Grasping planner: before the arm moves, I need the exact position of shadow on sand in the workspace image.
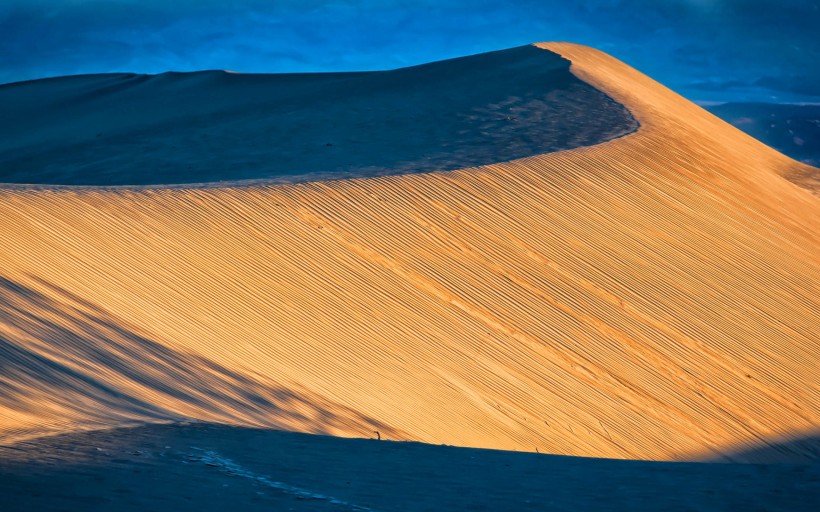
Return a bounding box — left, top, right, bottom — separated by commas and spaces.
0, 46, 638, 187
707, 433, 820, 464
0, 275, 402, 442
0, 423, 817, 512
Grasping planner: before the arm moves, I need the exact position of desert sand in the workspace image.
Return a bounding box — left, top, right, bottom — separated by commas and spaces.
0, 40, 818, 485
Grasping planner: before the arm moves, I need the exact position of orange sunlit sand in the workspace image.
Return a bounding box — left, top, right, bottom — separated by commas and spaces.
0, 43, 817, 465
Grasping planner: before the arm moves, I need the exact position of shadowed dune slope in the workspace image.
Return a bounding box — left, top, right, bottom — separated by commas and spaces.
0, 46, 635, 186
0, 43, 818, 462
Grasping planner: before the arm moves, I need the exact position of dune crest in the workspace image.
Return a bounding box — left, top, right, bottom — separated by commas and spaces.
0, 43, 817, 461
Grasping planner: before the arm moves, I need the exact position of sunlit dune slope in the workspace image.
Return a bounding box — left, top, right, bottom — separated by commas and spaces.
0, 43, 818, 462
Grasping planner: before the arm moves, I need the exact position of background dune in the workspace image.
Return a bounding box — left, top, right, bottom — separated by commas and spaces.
0, 43, 818, 462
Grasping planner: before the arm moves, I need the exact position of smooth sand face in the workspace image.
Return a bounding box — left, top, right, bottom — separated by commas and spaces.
0, 46, 636, 186
0, 44, 818, 463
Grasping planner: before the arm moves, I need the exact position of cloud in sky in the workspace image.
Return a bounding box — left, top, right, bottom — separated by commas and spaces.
1, 0, 818, 102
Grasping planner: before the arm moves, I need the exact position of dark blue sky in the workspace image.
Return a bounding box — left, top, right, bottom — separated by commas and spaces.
2, 1, 818, 103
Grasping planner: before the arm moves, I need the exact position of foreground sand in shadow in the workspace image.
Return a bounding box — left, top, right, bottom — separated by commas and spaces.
0, 43, 818, 463
1, 423, 817, 512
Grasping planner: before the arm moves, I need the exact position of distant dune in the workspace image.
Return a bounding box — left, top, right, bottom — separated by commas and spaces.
0, 43, 818, 465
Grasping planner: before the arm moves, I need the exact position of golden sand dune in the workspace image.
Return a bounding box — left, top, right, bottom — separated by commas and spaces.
0, 43, 818, 462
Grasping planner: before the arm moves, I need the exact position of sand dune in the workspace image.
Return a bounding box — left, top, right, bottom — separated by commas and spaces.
2, 424, 817, 512
0, 46, 635, 186
0, 43, 818, 462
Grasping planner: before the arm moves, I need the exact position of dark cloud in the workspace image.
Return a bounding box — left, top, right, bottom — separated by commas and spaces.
755, 75, 820, 99
0, 1, 818, 102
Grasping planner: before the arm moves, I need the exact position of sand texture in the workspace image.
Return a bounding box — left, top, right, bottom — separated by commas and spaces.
0, 43, 818, 462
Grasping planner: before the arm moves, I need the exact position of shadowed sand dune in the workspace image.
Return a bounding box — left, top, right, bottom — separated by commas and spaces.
0, 43, 818, 463
0, 46, 636, 186
1, 423, 817, 512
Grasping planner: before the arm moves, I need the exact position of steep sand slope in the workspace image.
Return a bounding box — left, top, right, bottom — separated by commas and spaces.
0, 43, 818, 461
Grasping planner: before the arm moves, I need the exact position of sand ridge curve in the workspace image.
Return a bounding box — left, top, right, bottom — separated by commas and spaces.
0, 43, 818, 462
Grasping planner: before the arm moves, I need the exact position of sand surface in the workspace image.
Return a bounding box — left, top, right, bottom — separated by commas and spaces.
0, 43, 818, 467
1, 423, 817, 511
0, 46, 635, 186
